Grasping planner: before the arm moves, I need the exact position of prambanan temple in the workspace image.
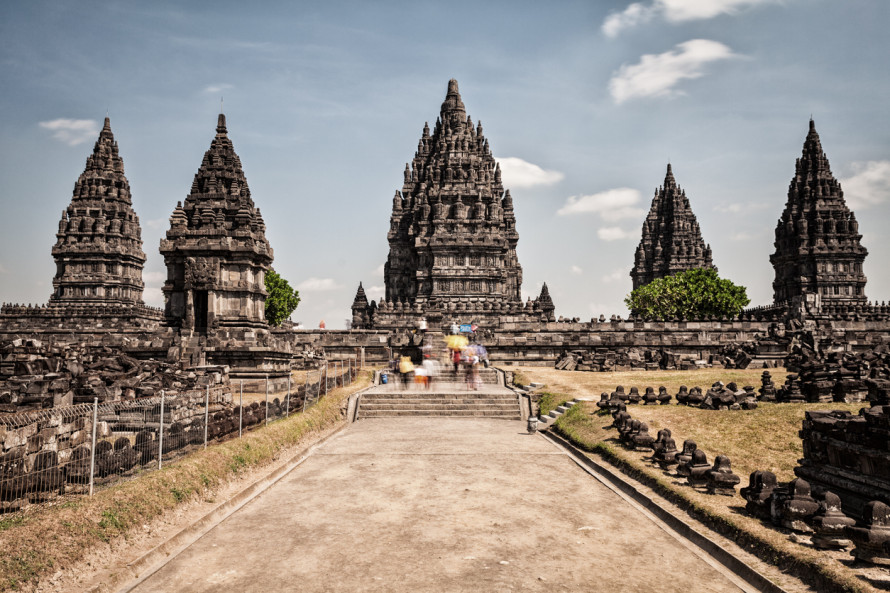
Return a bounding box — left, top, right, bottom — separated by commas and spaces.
631, 163, 714, 291
1, 79, 887, 372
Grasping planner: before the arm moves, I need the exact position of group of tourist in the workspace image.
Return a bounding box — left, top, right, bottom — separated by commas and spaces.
384, 320, 490, 390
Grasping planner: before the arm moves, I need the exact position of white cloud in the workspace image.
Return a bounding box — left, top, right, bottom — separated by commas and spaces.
840, 160, 890, 210
143, 286, 164, 308
374, 263, 385, 276
609, 39, 737, 104
602, 268, 625, 283
366, 285, 385, 300
38, 118, 100, 146
497, 157, 564, 188
713, 202, 769, 214
557, 188, 643, 218
597, 227, 634, 241
603, 0, 780, 37
570, 265, 583, 275
660, 0, 779, 22
603, 3, 658, 38
203, 83, 233, 94
297, 277, 341, 291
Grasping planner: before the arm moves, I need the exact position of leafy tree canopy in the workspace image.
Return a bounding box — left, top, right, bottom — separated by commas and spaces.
264, 268, 300, 326
625, 268, 750, 319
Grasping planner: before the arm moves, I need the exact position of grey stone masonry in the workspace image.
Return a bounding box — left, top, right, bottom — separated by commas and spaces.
631, 164, 714, 291
770, 119, 868, 306
384, 79, 524, 311
160, 114, 273, 335
50, 118, 147, 306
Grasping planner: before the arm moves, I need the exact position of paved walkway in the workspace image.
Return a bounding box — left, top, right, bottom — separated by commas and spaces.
126, 418, 749, 593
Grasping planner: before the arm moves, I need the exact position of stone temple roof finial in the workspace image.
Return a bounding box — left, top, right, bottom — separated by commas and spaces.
216, 113, 227, 135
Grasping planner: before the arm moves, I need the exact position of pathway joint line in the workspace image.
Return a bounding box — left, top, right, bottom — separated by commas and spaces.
110, 423, 351, 593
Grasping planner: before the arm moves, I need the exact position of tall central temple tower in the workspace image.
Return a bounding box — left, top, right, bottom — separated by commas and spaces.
384, 79, 524, 310
770, 120, 868, 307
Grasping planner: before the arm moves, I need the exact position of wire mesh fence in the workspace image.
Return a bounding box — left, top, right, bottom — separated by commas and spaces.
0, 360, 359, 512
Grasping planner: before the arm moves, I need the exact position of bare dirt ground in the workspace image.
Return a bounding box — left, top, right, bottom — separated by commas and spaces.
117, 418, 762, 593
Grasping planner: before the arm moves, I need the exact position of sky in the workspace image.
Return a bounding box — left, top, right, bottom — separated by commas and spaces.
1, 0, 889, 328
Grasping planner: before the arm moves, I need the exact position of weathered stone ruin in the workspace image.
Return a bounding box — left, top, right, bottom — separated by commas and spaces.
705, 454, 740, 496
631, 164, 714, 291
0, 338, 229, 412
158, 113, 292, 387
795, 379, 890, 518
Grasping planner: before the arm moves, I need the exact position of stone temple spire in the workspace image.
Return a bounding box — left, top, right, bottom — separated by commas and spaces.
351, 282, 375, 329
160, 113, 273, 334
631, 164, 714, 290
50, 117, 147, 305
770, 119, 867, 306
383, 79, 526, 314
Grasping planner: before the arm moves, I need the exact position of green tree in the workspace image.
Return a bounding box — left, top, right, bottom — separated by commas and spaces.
625, 268, 750, 319
264, 268, 301, 326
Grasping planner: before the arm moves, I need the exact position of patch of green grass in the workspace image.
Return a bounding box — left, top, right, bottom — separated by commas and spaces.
511, 370, 530, 388
537, 391, 568, 417
0, 515, 26, 532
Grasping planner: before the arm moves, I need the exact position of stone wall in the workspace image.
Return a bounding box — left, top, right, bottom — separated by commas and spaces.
795, 379, 890, 519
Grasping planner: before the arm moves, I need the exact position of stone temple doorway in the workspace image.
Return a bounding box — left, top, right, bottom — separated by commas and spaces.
194, 290, 208, 332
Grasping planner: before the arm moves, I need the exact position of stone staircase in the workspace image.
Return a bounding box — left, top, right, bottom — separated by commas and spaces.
358, 368, 520, 419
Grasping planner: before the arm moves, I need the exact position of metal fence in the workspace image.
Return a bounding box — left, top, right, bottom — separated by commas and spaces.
0, 359, 359, 512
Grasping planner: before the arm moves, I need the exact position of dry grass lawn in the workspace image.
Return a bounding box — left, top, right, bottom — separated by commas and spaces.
514, 366, 887, 593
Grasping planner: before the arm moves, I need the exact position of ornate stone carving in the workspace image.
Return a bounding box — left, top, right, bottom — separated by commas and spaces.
50, 118, 146, 306
631, 164, 714, 291
770, 119, 868, 306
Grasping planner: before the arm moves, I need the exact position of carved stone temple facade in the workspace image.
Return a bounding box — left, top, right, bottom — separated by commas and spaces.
0, 118, 162, 331
51, 118, 148, 307
631, 164, 715, 291
770, 119, 868, 309
351, 79, 555, 331
160, 114, 273, 337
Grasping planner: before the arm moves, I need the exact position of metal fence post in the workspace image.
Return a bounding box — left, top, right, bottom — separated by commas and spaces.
323, 363, 327, 396
89, 397, 98, 497
265, 374, 269, 425
239, 380, 243, 439
158, 390, 165, 470
303, 372, 309, 413
203, 385, 210, 449
285, 374, 291, 417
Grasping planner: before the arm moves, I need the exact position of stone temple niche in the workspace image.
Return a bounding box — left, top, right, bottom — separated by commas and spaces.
770, 119, 868, 307
160, 114, 273, 337
50, 118, 147, 306
384, 79, 524, 312
631, 164, 714, 291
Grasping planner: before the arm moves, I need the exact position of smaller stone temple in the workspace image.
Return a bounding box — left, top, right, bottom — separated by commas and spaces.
770, 119, 868, 308
631, 164, 715, 290
158, 113, 290, 386
160, 113, 272, 336
50, 117, 148, 307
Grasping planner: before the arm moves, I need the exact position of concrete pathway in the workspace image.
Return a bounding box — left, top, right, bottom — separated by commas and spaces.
124, 418, 750, 593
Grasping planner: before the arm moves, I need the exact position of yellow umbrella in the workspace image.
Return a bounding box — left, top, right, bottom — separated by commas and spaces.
446, 334, 468, 350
